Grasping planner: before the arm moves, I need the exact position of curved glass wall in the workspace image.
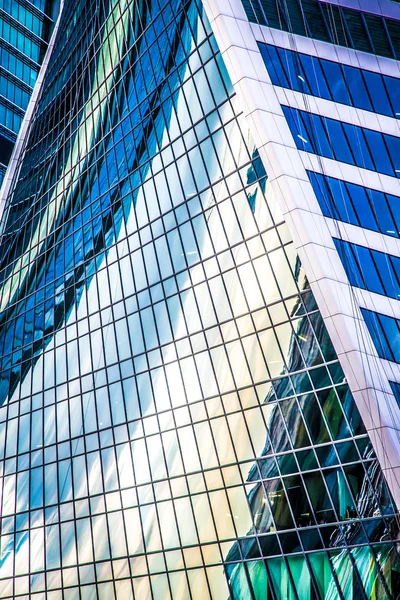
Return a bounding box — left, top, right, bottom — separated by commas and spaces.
0, 0, 399, 598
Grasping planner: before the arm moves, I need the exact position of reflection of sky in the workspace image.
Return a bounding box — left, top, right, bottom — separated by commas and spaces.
0, 0, 199, 405
0, 2, 275, 585
0, 0, 198, 577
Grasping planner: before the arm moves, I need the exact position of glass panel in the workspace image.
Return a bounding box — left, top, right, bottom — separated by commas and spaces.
363, 70, 392, 116
268, 557, 297, 600
342, 65, 372, 112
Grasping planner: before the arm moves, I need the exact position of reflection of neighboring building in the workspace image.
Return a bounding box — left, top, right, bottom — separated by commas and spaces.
226, 288, 399, 597
0, 0, 399, 598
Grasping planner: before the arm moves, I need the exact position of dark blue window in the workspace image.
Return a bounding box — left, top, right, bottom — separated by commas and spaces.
284, 108, 312, 151
334, 239, 364, 289
259, 44, 288, 87
328, 179, 358, 224
341, 124, 374, 172
362, 71, 392, 117
361, 308, 400, 363
307, 112, 333, 158
334, 239, 400, 299
390, 381, 400, 406
328, 120, 354, 165
284, 106, 400, 179
300, 53, 331, 100
349, 183, 378, 231
373, 251, 400, 299
320, 60, 350, 105
384, 136, 400, 174
362, 129, 392, 176
259, 42, 400, 120
309, 172, 400, 239
384, 76, 400, 116
342, 65, 372, 112
388, 195, 400, 231
278, 47, 303, 90
368, 189, 397, 236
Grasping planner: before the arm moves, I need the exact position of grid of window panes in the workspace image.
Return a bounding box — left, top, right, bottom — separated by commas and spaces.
242, 0, 400, 61
259, 43, 400, 119
0, 0, 399, 599
0, 0, 56, 186
331, 237, 400, 363
265, 34, 400, 448
334, 238, 400, 300
258, 31, 400, 383
362, 309, 400, 363
283, 106, 400, 178
309, 171, 400, 240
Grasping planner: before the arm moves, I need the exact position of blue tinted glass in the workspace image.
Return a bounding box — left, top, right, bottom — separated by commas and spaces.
390, 381, 400, 406
309, 114, 333, 157
283, 106, 314, 150
362, 70, 392, 117
363, 129, 393, 176
259, 43, 400, 121
286, 107, 400, 179
277, 47, 305, 91
361, 309, 395, 361
328, 177, 358, 223
387, 195, 400, 235
384, 76, 400, 117
307, 170, 326, 200
379, 313, 400, 362
346, 183, 378, 231
259, 43, 286, 86
333, 239, 365, 288
308, 171, 400, 239
367, 189, 397, 236
334, 232, 400, 299
373, 251, 399, 298
320, 60, 350, 104
342, 124, 375, 171
337, 240, 391, 296
342, 65, 372, 112
355, 245, 385, 294
308, 171, 336, 218
300, 53, 330, 99
325, 119, 353, 164
391, 255, 400, 286
384, 135, 400, 177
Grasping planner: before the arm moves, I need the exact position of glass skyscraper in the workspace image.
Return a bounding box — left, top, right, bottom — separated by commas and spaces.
0, 0, 399, 598
0, 0, 59, 187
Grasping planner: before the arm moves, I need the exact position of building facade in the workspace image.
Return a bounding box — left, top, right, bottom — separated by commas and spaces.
0, 0, 59, 188
0, 0, 399, 598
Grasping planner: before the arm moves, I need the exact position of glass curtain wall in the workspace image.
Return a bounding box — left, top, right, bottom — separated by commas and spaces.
0, 0, 58, 186
0, 0, 399, 598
